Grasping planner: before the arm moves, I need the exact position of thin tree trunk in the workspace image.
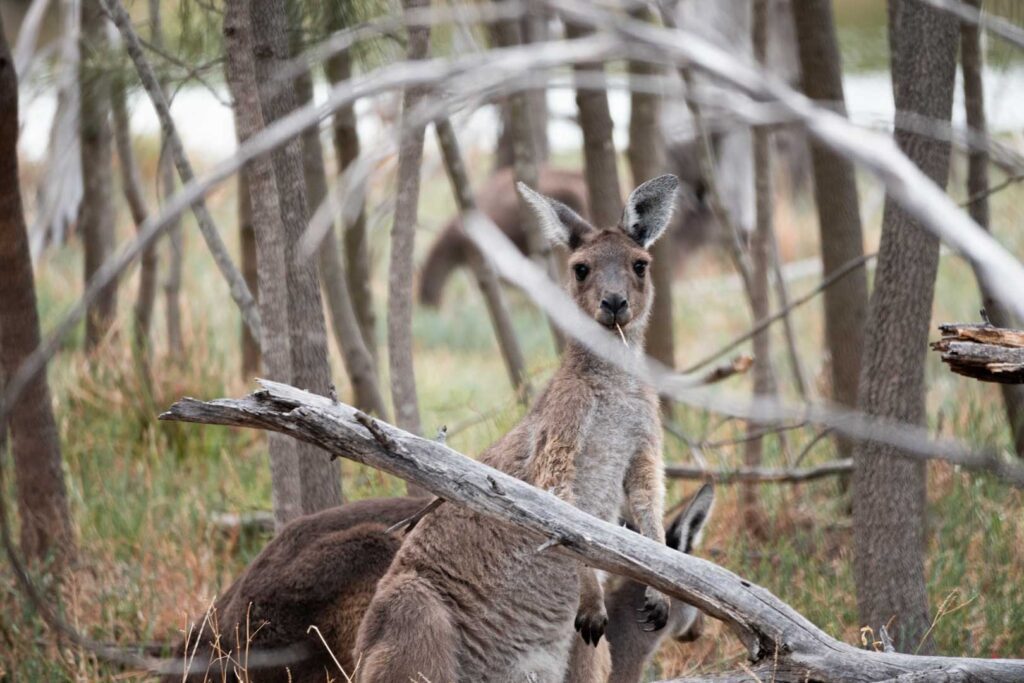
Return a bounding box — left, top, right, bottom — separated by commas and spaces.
0, 16, 74, 566
250, 0, 341, 513
388, 0, 430, 498
325, 3, 377, 365
238, 173, 260, 379
792, 0, 869, 462
627, 7, 673, 392
292, 30, 388, 419
495, 15, 549, 170
960, 0, 1024, 457
563, 21, 622, 228
435, 118, 530, 400
223, 0, 302, 528
110, 71, 157, 366
149, 0, 182, 354
743, 0, 777, 520
489, 8, 563, 350
852, 0, 959, 653
79, 0, 116, 350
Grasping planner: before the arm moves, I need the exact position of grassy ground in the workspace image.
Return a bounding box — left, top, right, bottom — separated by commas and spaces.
3, 139, 1024, 680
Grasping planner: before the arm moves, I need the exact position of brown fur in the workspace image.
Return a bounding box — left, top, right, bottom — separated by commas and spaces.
164, 497, 426, 683
355, 176, 680, 682
165, 483, 712, 683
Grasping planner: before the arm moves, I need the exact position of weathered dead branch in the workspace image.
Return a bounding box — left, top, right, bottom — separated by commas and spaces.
160, 379, 1024, 682
932, 323, 1024, 384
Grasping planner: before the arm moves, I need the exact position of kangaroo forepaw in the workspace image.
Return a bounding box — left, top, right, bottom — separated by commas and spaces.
574, 606, 608, 647
637, 586, 669, 632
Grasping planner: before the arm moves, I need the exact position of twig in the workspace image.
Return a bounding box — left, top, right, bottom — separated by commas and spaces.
682, 253, 876, 374
664, 459, 851, 484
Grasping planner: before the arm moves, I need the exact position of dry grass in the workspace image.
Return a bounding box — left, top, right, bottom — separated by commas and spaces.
3, 145, 1024, 680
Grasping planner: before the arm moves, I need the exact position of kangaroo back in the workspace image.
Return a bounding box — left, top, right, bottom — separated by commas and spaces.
418, 165, 589, 307
164, 497, 426, 683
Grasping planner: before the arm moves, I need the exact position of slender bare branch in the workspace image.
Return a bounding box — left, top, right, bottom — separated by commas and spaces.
665, 459, 851, 484
103, 0, 261, 343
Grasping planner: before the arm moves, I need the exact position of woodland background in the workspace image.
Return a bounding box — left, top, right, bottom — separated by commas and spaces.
2, 0, 1024, 680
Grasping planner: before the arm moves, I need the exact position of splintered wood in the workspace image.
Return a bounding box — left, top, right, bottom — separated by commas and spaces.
931, 323, 1024, 384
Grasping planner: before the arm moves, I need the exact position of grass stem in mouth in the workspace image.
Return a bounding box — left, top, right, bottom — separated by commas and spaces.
616, 324, 628, 347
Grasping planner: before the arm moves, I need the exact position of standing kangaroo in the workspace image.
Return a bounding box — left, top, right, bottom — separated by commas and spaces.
355, 174, 680, 682
163, 485, 713, 683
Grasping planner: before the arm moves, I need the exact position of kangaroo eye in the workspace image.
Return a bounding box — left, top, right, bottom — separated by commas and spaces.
633, 260, 648, 278
573, 263, 590, 282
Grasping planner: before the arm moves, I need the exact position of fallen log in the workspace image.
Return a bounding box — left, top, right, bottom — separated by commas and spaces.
161, 380, 1024, 682
932, 323, 1024, 383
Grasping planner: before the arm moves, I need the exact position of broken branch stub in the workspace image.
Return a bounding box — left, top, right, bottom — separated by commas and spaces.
161, 380, 1024, 682
932, 323, 1024, 384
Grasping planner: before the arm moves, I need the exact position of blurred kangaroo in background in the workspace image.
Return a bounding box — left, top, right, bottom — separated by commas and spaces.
418, 139, 716, 308
166, 485, 713, 683
354, 175, 680, 682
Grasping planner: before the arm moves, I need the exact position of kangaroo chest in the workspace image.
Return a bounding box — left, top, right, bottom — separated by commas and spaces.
572, 384, 655, 523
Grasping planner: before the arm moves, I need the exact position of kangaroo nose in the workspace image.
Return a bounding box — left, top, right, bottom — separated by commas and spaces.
600, 295, 628, 315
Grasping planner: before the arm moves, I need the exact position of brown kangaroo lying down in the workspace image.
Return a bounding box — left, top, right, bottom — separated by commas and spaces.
166, 486, 714, 683
418, 143, 715, 308
164, 497, 425, 682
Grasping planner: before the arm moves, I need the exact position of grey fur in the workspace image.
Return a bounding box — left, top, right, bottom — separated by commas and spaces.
354, 179, 677, 682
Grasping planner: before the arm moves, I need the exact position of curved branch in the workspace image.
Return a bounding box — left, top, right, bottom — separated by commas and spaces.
161, 380, 1024, 682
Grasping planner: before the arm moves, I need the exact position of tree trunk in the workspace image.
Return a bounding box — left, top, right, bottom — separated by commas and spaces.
743, 0, 777, 521
494, 16, 549, 170
110, 71, 157, 365
292, 27, 388, 419
325, 4, 377, 365
387, 0, 430, 457
792, 0, 869, 462
564, 21, 622, 229
149, 0, 182, 354
0, 16, 75, 565
238, 173, 260, 379
960, 0, 1024, 457
489, 8, 563, 350
626, 7, 674, 393
435, 118, 530, 399
852, 0, 959, 653
224, 0, 302, 527
249, 0, 341, 514
79, 0, 116, 350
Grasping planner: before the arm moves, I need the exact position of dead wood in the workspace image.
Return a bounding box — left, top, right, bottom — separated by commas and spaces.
161, 380, 1024, 682
932, 323, 1024, 384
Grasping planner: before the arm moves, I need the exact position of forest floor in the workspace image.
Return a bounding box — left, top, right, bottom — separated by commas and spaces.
3, 146, 1024, 681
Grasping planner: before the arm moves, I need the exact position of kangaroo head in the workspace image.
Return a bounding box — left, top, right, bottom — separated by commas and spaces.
663, 483, 715, 642
518, 175, 678, 333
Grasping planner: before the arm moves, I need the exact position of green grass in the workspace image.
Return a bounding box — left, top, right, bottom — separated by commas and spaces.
3, 144, 1024, 680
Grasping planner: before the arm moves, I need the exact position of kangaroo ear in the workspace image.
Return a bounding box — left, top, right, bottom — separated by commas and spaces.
666, 483, 714, 554
517, 181, 595, 250
621, 174, 679, 249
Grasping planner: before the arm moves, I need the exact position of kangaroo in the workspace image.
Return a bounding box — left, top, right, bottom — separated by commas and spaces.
418, 140, 717, 308
354, 174, 680, 683
165, 485, 713, 683
164, 496, 428, 682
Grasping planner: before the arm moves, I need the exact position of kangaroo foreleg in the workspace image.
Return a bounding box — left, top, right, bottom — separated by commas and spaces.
624, 446, 670, 632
